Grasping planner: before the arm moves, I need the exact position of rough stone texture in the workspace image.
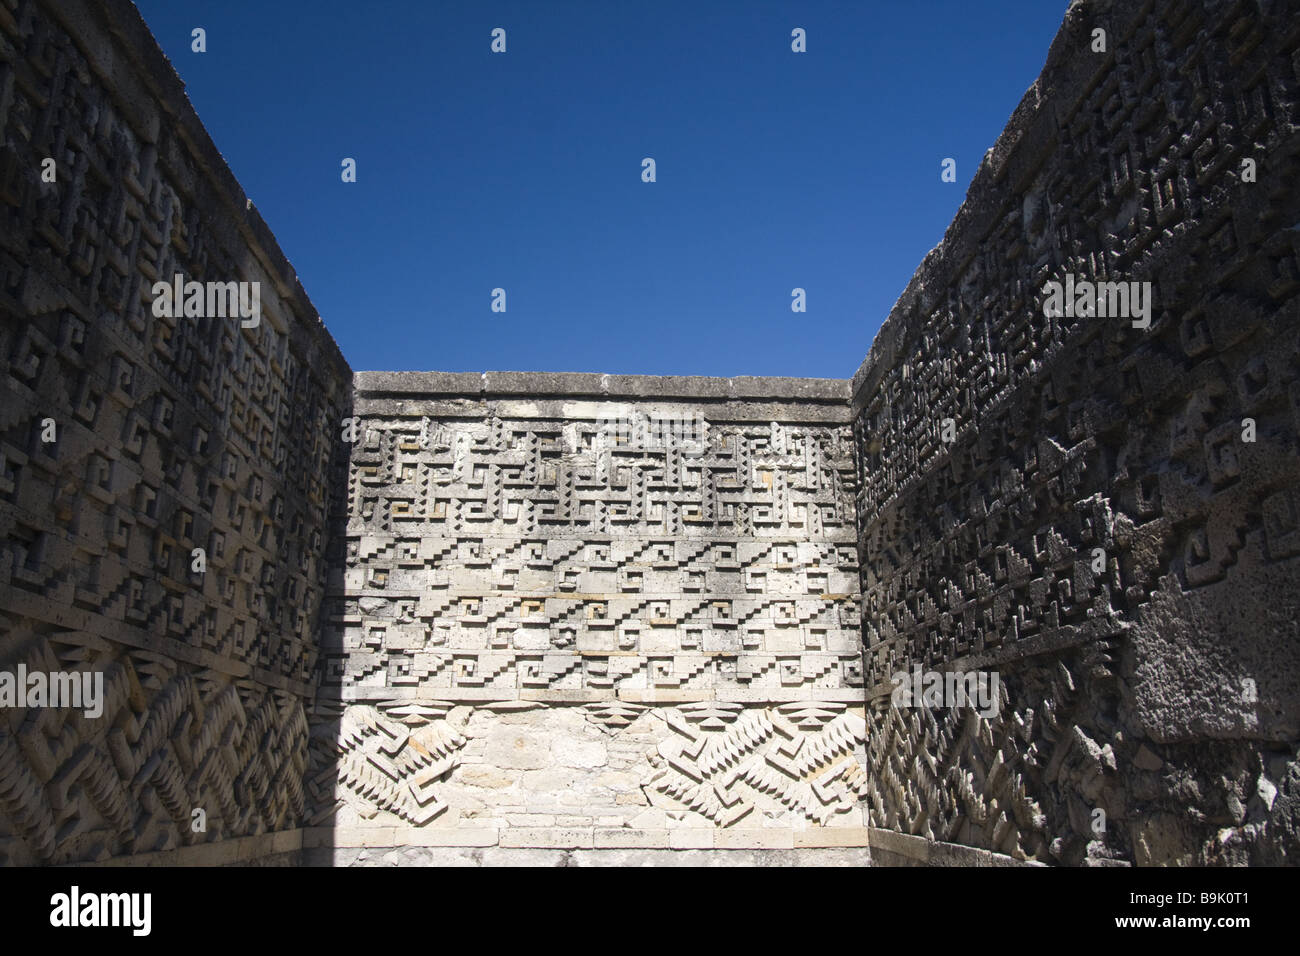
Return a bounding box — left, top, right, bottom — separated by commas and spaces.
2, 0, 1298, 868
303, 845, 870, 867
853, 0, 1300, 865
865, 828, 1042, 867
0, 0, 352, 864
308, 376, 871, 846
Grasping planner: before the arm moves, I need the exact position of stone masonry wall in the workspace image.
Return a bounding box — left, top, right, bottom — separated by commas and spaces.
305, 372, 870, 858
854, 0, 1300, 865
4, 0, 1300, 869
0, 0, 352, 864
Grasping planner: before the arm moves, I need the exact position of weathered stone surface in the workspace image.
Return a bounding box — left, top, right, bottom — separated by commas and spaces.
307, 373, 870, 851
304, 845, 872, 867
2, 0, 1297, 867
484, 727, 552, 770
0, 0, 351, 865
853, 0, 1300, 866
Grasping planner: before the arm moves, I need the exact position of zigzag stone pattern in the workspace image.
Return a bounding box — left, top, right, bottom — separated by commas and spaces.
854, 0, 1300, 865
646, 701, 869, 828
0, 0, 351, 863
0, 619, 310, 865
306, 374, 875, 845
307, 697, 872, 841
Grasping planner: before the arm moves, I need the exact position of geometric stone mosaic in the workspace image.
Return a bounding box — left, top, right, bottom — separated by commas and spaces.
1, 0, 349, 865
3, 0, 1299, 866
853, 0, 1300, 865
323, 384, 862, 706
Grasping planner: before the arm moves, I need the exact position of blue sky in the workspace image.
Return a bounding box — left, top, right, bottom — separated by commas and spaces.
133, 0, 1067, 379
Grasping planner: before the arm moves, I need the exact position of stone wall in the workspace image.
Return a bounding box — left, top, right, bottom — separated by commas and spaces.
304, 372, 870, 860
3, 0, 1299, 868
0, 0, 352, 864
854, 0, 1300, 865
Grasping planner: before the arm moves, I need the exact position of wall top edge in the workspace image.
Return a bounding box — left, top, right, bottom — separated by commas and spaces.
47, 0, 352, 378
354, 370, 854, 405
848, 0, 1103, 410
